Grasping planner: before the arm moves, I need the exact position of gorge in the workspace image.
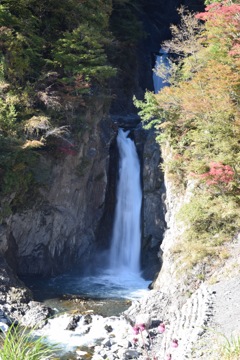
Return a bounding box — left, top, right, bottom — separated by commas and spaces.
1, 0, 240, 359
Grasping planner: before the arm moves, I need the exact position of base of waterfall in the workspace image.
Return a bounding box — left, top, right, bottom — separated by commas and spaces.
33, 284, 215, 360
24, 268, 149, 303
22, 269, 149, 358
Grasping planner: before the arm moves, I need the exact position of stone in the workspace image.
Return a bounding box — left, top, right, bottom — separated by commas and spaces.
117, 339, 131, 348
110, 343, 120, 353
102, 338, 112, 348
104, 324, 113, 333
83, 314, 92, 325
76, 350, 88, 356
66, 315, 81, 330
0, 322, 9, 332
20, 301, 54, 329
123, 349, 140, 359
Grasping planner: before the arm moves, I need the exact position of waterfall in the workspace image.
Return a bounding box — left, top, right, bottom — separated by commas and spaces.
110, 128, 142, 274
153, 48, 169, 94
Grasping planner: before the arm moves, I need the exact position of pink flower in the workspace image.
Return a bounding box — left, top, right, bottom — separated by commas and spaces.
133, 337, 138, 343
133, 325, 139, 335
166, 354, 172, 360
171, 338, 179, 348
158, 323, 166, 334
138, 323, 145, 331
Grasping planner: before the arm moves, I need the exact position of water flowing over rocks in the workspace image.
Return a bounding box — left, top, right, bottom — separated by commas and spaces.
31, 284, 214, 359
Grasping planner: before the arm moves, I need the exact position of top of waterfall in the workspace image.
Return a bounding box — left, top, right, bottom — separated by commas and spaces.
111, 114, 141, 129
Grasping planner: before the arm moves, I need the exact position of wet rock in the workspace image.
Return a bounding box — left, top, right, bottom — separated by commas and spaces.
66, 315, 81, 330
135, 127, 165, 280
20, 301, 54, 329
123, 349, 141, 359
0, 322, 9, 332
0, 255, 34, 324
76, 349, 88, 357
84, 314, 92, 325
104, 324, 113, 333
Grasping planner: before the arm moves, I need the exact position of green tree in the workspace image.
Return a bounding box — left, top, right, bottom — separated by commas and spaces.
135, 4, 240, 269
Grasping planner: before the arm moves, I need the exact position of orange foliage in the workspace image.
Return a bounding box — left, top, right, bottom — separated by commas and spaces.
196, 2, 240, 58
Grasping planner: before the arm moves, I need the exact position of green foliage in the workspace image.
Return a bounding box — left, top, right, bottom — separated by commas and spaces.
0, 324, 58, 360
178, 192, 240, 242
172, 189, 240, 268
53, 24, 116, 85
220, 334, 240, 360
0, 0, 118, 131
111, 0, 143, 43
0, 97, 17, 135
204, 0, 239, 4
204, 0, 222, 4
0, 0, 139, 222
135, 5, 240, 269
133, 93, 162, 128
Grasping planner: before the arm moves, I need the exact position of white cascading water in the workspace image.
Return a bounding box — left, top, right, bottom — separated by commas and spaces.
110, 128, 142, 273
153, 48, 169, 93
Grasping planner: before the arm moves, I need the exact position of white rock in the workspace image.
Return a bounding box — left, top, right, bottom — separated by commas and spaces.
0, 322, 9, 332
76, 350, 88, 356
102, 338, 112, 348
117, 338, 131, 348
111, 343, 121, 353
124, 349, 140, 359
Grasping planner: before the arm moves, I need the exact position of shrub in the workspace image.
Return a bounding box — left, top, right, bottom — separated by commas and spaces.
219, 334, 240, 360
0, 325, 59, 360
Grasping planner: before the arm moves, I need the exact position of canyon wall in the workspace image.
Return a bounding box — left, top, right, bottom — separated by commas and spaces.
0, 0, 204, 288
1, 102, 115, 276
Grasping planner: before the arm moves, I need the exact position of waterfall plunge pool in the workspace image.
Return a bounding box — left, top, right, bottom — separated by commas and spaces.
22, 268, 150, 317
22, 269, 150, 358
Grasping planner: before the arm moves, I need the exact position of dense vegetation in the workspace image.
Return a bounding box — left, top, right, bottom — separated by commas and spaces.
0, 324, 58, 359
0, 0, 143, 220
135, 1, 240, 270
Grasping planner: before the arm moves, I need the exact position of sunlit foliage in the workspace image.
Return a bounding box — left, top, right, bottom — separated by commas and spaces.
135, 2, 240, 267
0, 0, 144, 220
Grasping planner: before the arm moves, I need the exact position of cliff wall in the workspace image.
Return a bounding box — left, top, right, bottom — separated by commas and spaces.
1, 102, 115, 276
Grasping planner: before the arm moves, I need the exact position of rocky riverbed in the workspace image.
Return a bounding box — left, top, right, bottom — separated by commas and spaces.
22, 285, 213, 360
1, 237, 240, 360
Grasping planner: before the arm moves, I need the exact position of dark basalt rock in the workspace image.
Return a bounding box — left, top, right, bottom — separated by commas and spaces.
104, 324, 113, 333
66, 315, 81, 331
84, 314, 92, 325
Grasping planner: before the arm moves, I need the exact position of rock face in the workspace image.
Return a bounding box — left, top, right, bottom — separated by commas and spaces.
2, 104, 115, 276
0, 255, 32, 308
0, 254, 53, 328
151, 144, 205, 300
134, 127, 166, 279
